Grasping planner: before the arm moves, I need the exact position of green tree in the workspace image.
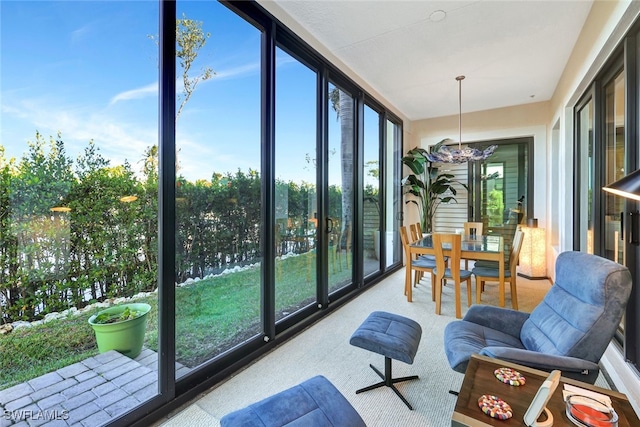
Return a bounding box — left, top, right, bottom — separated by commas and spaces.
0, 146, 17, 322
329, 88, 354, 243
149, 14, 214, 124
70, 142, 146, 303
487, 188, 504, 226
5, 132, 75, 320
175, 14, 214, 122
138, 145, 159, 286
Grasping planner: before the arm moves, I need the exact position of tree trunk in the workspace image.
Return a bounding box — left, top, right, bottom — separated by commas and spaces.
339, 91, 354, 243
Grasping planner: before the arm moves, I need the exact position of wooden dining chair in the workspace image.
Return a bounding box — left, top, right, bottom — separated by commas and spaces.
409, 223, 420, 242
400, 226, 436, 301
472, 229, 525, 310
463, 221, 484, 237
463, 221, 484, 269
432, 233, 473, 319
408, 224, 423, 284
411, 222, 444, 263
408, 223, 442, 285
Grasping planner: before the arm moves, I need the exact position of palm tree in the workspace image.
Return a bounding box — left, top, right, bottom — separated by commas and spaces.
330, 88, 354, 245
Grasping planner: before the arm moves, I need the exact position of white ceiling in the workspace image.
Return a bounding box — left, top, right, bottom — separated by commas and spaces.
268, 0, 594, 121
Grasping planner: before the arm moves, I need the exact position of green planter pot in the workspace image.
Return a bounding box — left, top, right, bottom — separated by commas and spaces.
88, 303, 151, 359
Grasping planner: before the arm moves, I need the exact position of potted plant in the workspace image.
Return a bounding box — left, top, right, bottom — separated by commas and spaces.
401, 141, 468, 233
88, 302, 151, 359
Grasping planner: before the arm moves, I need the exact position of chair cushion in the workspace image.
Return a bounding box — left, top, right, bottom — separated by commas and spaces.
521, 251, 632, 363
433, 267, 472, 280
472, 260, 499, 269
412, 257, 436, 269
418, 254, 448, 262
220, 375, 366, 427
471, 266, 512, 278
473, 252, 510, 269
444, 320, 525, 373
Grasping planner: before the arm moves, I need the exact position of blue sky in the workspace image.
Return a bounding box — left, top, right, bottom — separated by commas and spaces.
1, 0, 377, 186
2, 1, 162, 171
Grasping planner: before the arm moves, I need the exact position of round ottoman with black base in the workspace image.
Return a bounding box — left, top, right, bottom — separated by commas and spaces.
349, 311, 422, 410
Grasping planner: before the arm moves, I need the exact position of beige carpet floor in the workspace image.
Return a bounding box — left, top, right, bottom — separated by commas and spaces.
156, 269, 554, 426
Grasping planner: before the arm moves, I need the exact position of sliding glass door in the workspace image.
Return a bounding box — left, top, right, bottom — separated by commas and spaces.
576, 63, 626, 263
574, 53, 635, 362
603, 70, 626, 264
576, 95, 594, 254
468, 138, 531, 247
363, 104, 381, 278
274, 47, 319, 322
327, 82, 354, 295
174, 0, 262, 373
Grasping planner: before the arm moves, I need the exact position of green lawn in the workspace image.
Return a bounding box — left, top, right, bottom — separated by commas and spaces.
0, 251, 352, 390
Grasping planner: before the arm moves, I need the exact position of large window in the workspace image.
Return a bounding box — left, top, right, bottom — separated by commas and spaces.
0, 1, 404, 425
438, 138, 532, 250
274, 47, 318, 322
327, 83, 354, 295
174, 1, 262, 373
603, 71, 626, 264
363, 104, 381, 278
385, 119, 402, 268
576, 96, 594, 254
0, 1, 161, 424
574, 39, 640, 370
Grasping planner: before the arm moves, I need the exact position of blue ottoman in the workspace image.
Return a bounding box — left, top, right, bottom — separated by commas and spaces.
349, 311, 422, 410
219, 375, 366, 426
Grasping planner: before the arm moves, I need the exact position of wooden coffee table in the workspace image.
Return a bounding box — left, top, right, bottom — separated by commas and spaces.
451, 354, 640, 426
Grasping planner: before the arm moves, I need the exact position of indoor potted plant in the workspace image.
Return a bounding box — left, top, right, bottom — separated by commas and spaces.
401, 141, 468, 232
88, 302, 151, 359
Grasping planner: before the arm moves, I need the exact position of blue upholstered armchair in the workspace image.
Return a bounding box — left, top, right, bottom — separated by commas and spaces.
444, 251, 632, 384
220, 375, 366, 427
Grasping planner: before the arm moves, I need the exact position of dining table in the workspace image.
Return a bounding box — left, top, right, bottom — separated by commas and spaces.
408, 233, 507, 309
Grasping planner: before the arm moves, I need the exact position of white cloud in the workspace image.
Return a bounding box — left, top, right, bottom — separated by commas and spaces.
107, 60, 260, 107
212, 62, 259, 81
109, 82, 158, 106
70, 24, 92, 44
2, 95, 157, 177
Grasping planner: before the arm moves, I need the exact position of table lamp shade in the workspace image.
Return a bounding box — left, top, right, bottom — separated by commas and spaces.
603, 169, 640, 201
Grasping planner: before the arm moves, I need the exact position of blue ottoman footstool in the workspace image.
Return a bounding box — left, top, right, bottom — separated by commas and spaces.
219, 375, 366, 426
349, 311, 422, 410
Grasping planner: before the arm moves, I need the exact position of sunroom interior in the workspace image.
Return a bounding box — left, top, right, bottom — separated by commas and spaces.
179, 1, 640, 425
3, 0, 640, 426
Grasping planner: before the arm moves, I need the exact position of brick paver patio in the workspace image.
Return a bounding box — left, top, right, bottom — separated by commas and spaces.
0, 349, 190, 427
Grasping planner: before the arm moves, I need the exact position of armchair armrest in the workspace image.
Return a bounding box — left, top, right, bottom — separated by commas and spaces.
463, 305, 529, 339
479, 347, 600, 381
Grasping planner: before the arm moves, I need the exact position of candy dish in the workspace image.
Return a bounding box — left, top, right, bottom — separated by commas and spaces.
565, 394, 618, 427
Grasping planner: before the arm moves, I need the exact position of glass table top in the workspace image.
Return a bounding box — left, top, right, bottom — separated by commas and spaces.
411, 234, 503, 253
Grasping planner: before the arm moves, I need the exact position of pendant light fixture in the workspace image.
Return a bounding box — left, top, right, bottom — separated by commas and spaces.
426, 76, 497, 163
